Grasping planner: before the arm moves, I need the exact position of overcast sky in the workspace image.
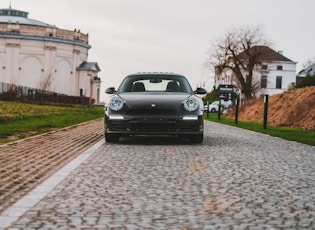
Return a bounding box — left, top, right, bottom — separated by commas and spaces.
9, 0, 315, 100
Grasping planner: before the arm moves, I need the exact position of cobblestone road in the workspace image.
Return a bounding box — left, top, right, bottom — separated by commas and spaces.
0, 119, 104, 214
2, 121, 315, 229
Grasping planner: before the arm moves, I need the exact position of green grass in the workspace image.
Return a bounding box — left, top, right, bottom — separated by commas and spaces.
2, 101, 314, 146
204, 112, 315, 146
0, 101, 104, 144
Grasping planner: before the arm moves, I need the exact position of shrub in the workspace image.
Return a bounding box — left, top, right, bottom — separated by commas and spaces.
295, 74, 315, 88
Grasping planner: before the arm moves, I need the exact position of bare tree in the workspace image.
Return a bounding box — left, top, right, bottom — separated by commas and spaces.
303, 57, 315, 68
39, 73, 54, 93
38, 63, 56, 93
38, 66, 56, 103
206, 25, 272, 99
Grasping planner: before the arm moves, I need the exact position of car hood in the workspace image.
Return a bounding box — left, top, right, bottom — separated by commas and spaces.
119, 93, 191, 110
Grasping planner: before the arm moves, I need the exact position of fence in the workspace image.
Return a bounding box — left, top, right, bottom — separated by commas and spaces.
0, 82, 90, 106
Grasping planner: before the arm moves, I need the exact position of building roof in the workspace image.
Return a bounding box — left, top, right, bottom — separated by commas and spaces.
238, 46, 295, 63
77, 61, 101, 72
0, 6, 91, 49
0, 7, 49, 26
297, 63, 315, 77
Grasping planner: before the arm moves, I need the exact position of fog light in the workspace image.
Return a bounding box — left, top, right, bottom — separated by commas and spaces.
183, 115, 198, 120
109, 115, 124, 120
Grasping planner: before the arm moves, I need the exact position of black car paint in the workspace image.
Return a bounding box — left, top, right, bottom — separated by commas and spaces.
104, 73, 206, 143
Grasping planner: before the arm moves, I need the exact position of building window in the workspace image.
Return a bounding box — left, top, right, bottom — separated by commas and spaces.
97, 88, 100, 103
276, 76, 282, 89
261, 75, 267, 88
262, 64, 268, 70
80, 88, 83, 96
277, 65, 283, 70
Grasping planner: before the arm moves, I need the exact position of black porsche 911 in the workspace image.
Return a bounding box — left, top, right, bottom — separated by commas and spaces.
104, 72, 207, 143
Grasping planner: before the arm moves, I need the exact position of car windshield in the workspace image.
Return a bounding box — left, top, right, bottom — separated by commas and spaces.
117, 74, 193, 94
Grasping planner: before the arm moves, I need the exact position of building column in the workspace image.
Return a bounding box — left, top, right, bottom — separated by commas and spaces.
5, 41, 20, 85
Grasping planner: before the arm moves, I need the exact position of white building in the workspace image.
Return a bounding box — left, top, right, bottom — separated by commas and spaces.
0, 6, 101, 103
215, 46, 297, 97
297, 63, 315, 78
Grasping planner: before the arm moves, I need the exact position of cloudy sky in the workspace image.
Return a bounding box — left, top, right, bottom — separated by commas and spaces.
9, 0, 315, 100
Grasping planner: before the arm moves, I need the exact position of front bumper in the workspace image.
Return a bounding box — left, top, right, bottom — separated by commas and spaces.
105, 115, 204, 136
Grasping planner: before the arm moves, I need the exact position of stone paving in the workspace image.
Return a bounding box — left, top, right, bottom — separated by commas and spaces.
1, 121, 315, 229
0, 119, 104, 214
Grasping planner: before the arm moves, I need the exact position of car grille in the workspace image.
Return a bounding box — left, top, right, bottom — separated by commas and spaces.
109, 120, 198, 132
124, 108, 179, 115
134, 123, 176, 132
109, 120, 127, 130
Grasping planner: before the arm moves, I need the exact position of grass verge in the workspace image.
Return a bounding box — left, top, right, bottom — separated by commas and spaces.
204, 113, 315, 146
0, 101, 104, 144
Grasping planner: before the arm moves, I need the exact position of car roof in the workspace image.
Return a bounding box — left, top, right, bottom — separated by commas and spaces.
126, 72, 186, 78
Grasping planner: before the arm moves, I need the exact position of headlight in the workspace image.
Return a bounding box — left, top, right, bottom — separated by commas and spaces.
183, 96, 199, 112
108, 96, 124, 111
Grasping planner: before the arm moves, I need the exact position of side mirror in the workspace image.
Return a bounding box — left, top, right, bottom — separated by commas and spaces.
194, 87, 207, 94
105, 87, 116, 94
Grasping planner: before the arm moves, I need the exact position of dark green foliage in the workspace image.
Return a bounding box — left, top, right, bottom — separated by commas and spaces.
203, 86, 219, 104
296, 74, 315, 88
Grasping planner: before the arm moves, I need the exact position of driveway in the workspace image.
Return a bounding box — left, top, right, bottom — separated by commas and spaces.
1, 121, 315, 229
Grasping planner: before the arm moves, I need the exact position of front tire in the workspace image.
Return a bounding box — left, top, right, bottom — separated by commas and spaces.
105, 133, 120, 143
